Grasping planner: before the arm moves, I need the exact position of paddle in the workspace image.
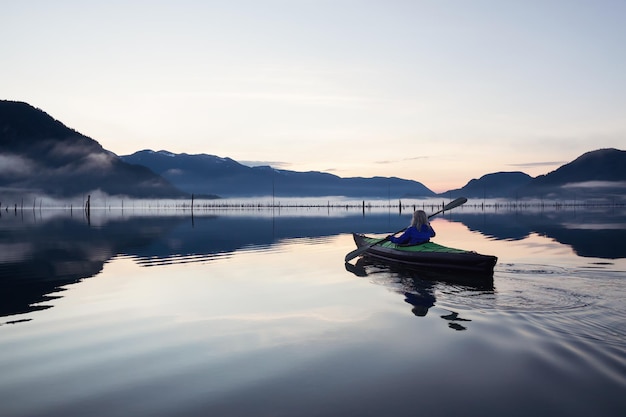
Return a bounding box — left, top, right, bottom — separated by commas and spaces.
344, 197, 468, 263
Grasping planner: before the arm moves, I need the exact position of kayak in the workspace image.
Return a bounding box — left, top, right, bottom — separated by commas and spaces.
352, 233, 497, 276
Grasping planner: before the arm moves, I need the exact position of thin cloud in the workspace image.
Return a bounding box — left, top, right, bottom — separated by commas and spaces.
562, 181, 626, 189
0, 154, 35, 177
375, 156, 430, 165
201, 91, 379, 109
240, 160, 291, 169
508, 161, 566, 168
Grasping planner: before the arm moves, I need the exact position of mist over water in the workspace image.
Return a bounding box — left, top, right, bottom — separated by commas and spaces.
1, 200, 625, 417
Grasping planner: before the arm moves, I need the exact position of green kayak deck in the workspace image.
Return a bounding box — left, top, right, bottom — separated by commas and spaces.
362, 238, 469, 254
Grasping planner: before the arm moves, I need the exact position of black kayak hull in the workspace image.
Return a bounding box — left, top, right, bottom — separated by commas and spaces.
352, 233, 497, 276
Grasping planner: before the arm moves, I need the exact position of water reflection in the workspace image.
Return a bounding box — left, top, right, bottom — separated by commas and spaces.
440, 312, 472, 331
345, 257, 490, 330
1, 206, 624, 320
0, 215, 176, 317
451, 208, 626, 258
1, 211, 393, 318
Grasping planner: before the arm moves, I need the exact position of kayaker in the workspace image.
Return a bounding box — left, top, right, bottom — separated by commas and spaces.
388, 210, 435, 246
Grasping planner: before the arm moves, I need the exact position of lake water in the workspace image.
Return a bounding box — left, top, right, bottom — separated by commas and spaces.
1, 201, 625, 417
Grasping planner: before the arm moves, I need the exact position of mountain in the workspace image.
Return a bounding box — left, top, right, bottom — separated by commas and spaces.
0, 100, 186, 199
3, 100, 623, 201
518, 148, 626, 199
439, 149, 625, 200
440, 171, 534, 198
121, 150, 436, 198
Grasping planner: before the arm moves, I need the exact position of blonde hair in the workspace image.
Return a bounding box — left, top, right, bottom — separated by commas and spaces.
410, 210, 429, 229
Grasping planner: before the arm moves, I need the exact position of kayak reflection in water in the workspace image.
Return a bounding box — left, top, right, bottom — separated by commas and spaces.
388, 210, 436, 245
344, 258, 476, 330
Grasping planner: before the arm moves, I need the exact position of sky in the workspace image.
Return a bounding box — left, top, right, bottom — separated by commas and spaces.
2, 0, 625, 193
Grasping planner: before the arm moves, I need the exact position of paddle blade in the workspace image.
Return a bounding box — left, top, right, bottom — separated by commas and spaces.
428, 197, 467, 219
344, 246, 367, 262
443, 197, 467, 211
344, 235, 391, 262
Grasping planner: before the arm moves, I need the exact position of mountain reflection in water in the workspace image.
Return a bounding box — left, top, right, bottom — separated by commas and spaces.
1, 205, 625, 319
451, 208, 626, 258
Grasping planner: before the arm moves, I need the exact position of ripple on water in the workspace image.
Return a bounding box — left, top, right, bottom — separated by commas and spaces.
440, 262, 626, 348
487, 263, 603, 312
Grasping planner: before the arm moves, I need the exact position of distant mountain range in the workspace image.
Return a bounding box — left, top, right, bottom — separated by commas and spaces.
122, 148, 626, 200
120, 150, 434, 198
1, 100, 625, 201
0, 100, 185, 200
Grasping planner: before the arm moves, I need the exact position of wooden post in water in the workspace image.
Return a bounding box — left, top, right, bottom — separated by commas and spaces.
85, 195, 91, 219
191, 194, 195, 227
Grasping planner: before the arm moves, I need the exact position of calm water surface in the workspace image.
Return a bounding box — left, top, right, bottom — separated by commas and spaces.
1, 203, 625, 417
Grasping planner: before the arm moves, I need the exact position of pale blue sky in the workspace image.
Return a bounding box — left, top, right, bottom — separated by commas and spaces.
2, 0, 624, 192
